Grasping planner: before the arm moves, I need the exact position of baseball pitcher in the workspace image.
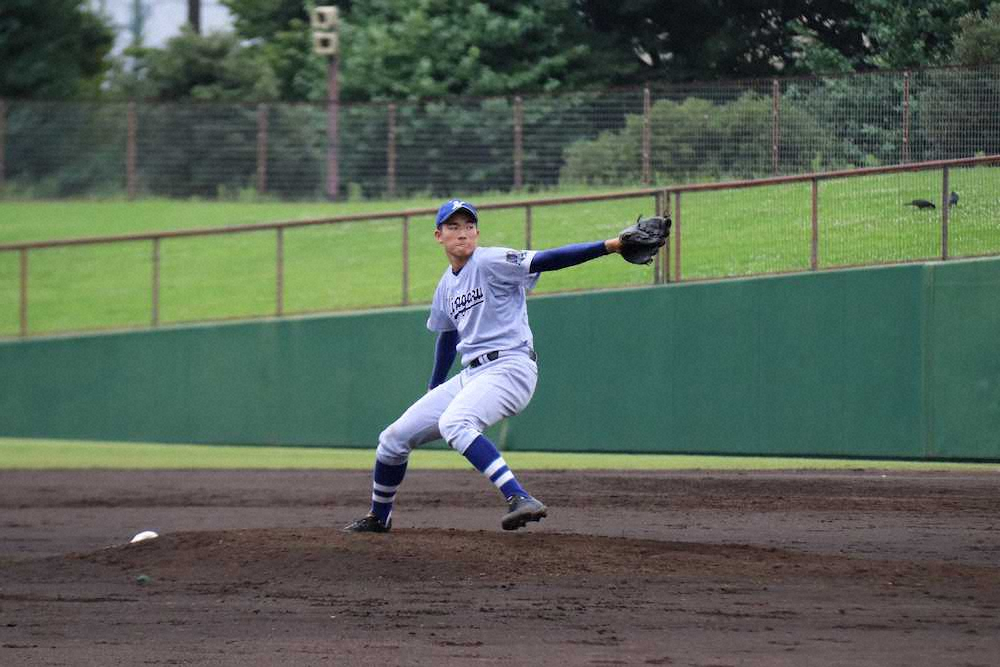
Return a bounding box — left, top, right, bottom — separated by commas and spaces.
345, 199, 669, 532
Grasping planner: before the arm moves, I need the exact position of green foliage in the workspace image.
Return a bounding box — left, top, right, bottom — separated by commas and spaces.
339, 0, 639, 101
0, 0, 115, 99
3, 101, 127, 197
221, 0, 310, 41
952, 2, 1000, 65
130, 28, 280, 102
560, 93, 852, 185
579, 0, 869, 80
855, 0, 990, 69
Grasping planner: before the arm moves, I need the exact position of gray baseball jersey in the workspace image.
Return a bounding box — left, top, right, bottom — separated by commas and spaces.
427, 246, 540, 366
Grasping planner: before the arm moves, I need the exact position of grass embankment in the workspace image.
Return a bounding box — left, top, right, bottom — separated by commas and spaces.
1, 167, 997, 336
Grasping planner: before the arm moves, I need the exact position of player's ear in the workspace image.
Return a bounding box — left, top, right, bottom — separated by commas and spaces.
434, 227, 443, 242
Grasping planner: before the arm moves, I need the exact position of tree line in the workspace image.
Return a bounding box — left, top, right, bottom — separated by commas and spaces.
2, 0, 999, 104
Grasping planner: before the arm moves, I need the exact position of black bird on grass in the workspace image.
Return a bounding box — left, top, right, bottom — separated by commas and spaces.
906, 199, 936, 210
949, 191, 959, 207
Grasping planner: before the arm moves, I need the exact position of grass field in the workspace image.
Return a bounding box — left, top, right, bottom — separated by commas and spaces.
1, 166, 997, 337
1, 438, 996, 471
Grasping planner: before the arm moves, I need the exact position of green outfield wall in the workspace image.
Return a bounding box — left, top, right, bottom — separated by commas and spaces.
1, 257, 998, 459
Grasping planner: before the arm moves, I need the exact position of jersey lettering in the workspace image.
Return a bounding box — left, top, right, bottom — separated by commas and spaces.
450, 287, 485, 320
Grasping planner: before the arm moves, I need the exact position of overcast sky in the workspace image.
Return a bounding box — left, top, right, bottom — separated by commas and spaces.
97, 0, 235, 51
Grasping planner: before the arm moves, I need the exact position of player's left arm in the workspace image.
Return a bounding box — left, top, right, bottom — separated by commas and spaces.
528, 239, 621, 273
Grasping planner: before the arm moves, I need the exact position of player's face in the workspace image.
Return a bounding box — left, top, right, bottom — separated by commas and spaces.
435, 212, 480, 265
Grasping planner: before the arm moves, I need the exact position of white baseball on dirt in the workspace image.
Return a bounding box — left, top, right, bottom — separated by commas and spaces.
130, 531, 159, 543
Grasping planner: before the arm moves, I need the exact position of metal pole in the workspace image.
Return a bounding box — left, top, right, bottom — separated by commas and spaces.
941, 167, 949, 260
902, 71, 911, 164
642, 86, 652, 185
325, 57, 340, 200
525, 205, 532, 250
772, 79, 780, 175
19, 249, 28, 336
811, 178, 819, 270
256, 104, 268, 194
276, 228, 284, 315
151, 238, 160, 326
401, 216, 410, 305
653, 192, 661, 283
127, 101, 138, 199
387, 103, 397, 198
673, 191, 682, 282
513, 96, 524, 190
664, 191, 671, 282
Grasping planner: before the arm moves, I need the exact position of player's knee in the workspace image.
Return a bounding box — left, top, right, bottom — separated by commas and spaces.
437, 413, 479, 453
375, 426, 411, 466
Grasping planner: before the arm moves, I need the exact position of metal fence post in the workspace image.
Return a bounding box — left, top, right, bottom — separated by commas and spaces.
772, 79, 780, 175
902, 71, 911, 164
673, 191, 682, 282
151, 238, 160, 326
513, 96, 524, 190
941, 166, 950, 260
401, 215, 410, 305
524, 205, 532, 249
276, 228, 285, 315
387, 103, 397, 198
663, 191, 671, 282
642, 86, 652, 185
653, 192, 662, 283
811, 178, 819, 270
126, 101, 138, 200
0, 98, 6, 191
256, 104, 268, 194
19, 249, 28, 337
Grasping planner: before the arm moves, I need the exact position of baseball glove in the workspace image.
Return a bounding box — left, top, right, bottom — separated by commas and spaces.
618, 215, 671, 265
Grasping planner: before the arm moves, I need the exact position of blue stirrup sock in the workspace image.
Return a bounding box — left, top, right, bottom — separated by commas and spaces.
463, 435, 528, 499
370, 458, 408, 524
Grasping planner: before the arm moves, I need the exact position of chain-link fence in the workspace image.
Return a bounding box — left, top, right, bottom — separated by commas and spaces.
2, 65, 998, 200
2, 156, 996, 338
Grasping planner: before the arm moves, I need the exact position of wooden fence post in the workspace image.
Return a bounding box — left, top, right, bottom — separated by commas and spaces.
642, 86, 652, 185
19, 249, 28, 337
772, 79, 780, 175
673, 191, 682, 282
0, 98, 6, 191
902, 71, 911, 164
513, 96, 524, 190
811, 178, 819, 270
127, 101, 138, 199
387, 103, 397, 198
401, 215, 410, 305
256, 104, 268, 194
941, 166, 950, 260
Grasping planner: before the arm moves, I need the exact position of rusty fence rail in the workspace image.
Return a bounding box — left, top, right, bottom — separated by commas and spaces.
1, 155, 998, 338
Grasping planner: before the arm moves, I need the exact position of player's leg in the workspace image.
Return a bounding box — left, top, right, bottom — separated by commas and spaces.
344, 375, 461, 532
437, 355, 546, 530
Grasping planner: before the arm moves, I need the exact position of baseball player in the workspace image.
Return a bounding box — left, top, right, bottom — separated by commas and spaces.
344, 199, 668, 532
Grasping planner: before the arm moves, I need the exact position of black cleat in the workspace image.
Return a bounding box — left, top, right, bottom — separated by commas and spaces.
343, 513, 391, 533
501, 494, 547, 531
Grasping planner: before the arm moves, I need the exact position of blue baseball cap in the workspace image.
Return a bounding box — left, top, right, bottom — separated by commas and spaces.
435, 199, 478, 227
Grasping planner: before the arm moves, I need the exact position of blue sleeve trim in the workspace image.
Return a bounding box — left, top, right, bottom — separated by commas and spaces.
428, 329, 459, 389
528, 241, 608, 273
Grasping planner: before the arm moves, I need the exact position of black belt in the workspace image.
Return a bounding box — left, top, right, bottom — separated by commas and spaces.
469, 349, 537, 368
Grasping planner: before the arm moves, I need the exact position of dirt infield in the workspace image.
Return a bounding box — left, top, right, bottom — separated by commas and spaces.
2, 468, 1000, 666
